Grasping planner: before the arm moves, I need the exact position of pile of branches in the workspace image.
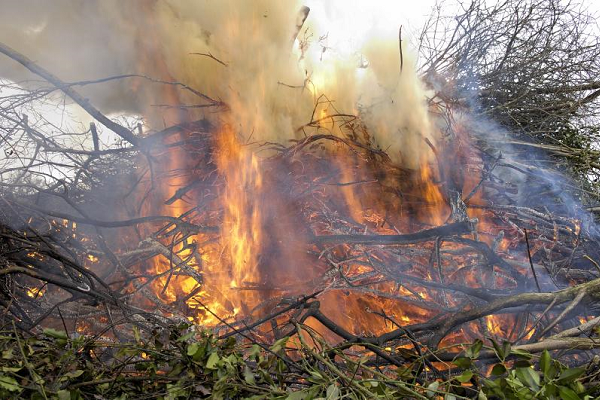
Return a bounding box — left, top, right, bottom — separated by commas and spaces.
419, 0, 600, 194
0, 58, 598, 397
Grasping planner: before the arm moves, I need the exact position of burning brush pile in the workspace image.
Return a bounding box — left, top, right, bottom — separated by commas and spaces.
0, 1, 599, 398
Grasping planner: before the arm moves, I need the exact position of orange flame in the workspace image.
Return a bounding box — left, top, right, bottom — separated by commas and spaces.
216, 125, 264, 314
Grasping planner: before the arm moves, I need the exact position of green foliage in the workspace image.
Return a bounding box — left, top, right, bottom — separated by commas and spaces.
455, 340, 596, 400
0, 325, 597, 399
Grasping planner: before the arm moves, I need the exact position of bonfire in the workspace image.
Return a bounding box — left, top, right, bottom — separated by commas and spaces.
0, 1, 599, 399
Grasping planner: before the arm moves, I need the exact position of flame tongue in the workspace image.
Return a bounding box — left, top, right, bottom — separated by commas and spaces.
217, 125, 264, 314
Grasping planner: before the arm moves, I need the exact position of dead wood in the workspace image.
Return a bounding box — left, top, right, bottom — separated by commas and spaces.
311, 220, 474, 245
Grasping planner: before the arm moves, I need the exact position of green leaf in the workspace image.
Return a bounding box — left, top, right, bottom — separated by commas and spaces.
467, 339, 483, 358
57, 390, 71, 400
491, 339, 504, 361
205, 352, 220, 369
514, 360, 533, 369
64, 370, 84, 379
0, 374, 20, 392
396, 366, 413, 380
31, 371, 45, 386
491, 363, 507, 376
543, 383, 559, 397
557, 367, 585, 384
516, 367, 540, 389
167, 381, 185, 398
426, 381, 439, 398
244, 365, 255, 385
326, 384, 340, 399
502, 341, 512, 359
478, 391, 488, 400
558, 385, 582, 400
43, 328, 67, 340
2, 348, 13, 360
249, 344, 260, 360
176, 331, 195, 343
271, 337, 289, 354
456, 370, 474, 383
1, 367, 21, 373
453, 357, 472, 369
168, 363, 183, 377
187, 342, 199, 356
97, 383, 110, 392
285, 391, 307, 400
307, 370, 326, 384
540, 350, 551, 377
511, 349, 533, 359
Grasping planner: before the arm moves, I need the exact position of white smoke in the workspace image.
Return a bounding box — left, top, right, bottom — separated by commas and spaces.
0, 1, 438, 166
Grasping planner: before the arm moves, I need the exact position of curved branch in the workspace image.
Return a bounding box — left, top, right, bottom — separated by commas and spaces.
0, 42, 139, 146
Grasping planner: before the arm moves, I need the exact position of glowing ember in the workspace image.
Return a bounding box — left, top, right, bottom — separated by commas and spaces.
26, 286, 45, 299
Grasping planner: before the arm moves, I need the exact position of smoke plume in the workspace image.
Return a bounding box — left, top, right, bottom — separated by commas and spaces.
0, 0, 437, 166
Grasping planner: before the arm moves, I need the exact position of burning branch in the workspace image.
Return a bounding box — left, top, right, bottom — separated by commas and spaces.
190, 52, 228, 67
312, 220, 473, 245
